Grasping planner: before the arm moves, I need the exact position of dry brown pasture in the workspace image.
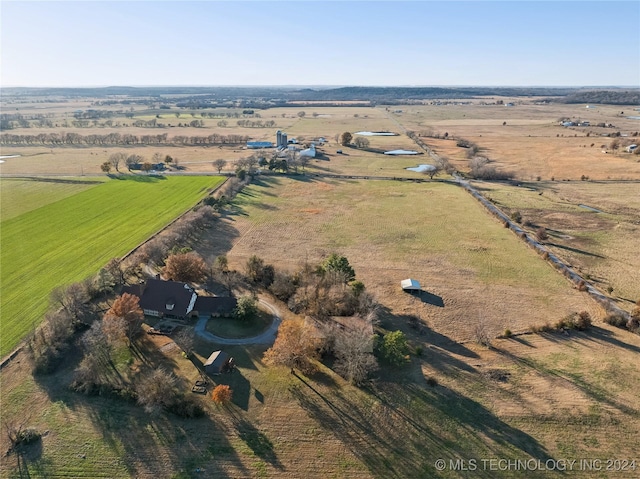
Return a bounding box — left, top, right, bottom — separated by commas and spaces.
474, 180, 640, 311
3, 319, 640, 479
196, 177, 598, 342
392, 100, 640, 181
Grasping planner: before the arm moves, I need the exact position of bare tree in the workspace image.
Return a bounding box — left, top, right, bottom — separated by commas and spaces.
422, 164, 441, 180
333, 326, 378, 385
103, 315, 128, 345
104, 258, 125, 286
50, 282, 91, 325
108, 152, 126, 172
135, 368, 178, 414
174, 328, 195, 356
71, 353, 103, 393
3, 413, 39, 452
213, 159, 227, 173
125, 154, 142, 171
353, 137, 370, 149
245, 155, 259, 175
141, 238, 169, 266
82, 321, 112, 363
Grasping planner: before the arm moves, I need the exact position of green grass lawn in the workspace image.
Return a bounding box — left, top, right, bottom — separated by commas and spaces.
205, 309, 273, 339
0, 175, 224, 355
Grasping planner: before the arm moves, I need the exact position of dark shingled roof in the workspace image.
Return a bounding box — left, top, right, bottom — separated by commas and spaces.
194, 296, 237, 316
122, 278, 196, 317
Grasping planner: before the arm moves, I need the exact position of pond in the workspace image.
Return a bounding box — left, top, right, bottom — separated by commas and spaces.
355, 131, 398, 136
0, 155, 20, 164
385, 149, 419, 155
406, 164, 435, 172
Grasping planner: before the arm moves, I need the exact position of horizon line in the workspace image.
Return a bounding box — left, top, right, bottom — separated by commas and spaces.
3, 84, 639, 90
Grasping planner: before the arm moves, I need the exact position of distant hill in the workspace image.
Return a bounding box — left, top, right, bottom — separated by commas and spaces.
2, 86, 638, 105
562, 89, 640, 105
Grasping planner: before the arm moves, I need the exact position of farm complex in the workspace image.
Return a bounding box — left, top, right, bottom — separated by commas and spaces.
1, 86, 640, 478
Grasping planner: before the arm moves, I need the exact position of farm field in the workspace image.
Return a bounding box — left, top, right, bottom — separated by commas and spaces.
471, 180, 640, 312
4, 100, 639, 181
390, 102, 640, 181
2, 175, 640, 478
0, 176, 106, 220
198, 177, 597, 342
0, 175, 224, 355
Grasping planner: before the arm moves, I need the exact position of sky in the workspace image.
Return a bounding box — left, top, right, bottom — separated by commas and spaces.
1, 1, 639, 88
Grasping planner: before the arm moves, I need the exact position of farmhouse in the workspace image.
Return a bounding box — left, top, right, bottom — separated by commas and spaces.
123, 279, 197, 319
204, 350, 234, 375
123, 278, 237, 319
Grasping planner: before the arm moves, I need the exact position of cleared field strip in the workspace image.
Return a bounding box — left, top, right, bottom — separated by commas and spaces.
0, 175, 224, 355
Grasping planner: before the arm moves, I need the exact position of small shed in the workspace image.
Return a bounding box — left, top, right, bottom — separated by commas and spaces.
401, 278, 421, 291
204, 350, 233, 375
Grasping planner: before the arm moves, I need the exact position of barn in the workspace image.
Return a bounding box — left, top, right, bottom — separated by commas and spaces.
204, 350, 234, 375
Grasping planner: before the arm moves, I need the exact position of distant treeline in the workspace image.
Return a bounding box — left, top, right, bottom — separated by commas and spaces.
0, 132, 250, 146
2, 85, 575, 99
562, 90, 640, 105
3, 86, 639, 106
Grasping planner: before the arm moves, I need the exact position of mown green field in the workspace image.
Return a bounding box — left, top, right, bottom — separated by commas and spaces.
1, 177, 106, 220
0, 175, 224, 355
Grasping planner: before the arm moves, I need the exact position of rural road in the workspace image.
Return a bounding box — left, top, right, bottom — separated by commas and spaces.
194, 298, 282, 345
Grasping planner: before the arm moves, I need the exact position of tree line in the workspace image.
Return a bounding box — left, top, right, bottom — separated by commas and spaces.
0, 132, 250, 146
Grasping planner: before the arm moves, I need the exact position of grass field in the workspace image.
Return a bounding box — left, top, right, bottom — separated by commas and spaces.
198, 177, 596, 342
0, 175, 224, 355
0, 177, 106, 220
472, 180, 640, 310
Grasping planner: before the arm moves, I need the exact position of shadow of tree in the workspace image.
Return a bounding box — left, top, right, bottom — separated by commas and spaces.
27, 336, 243, 478
5, 438, 44, 479
216, 369, 251, 411
291, 371, 553, 478
228, 413, 283, 470
494, 331, 640, 418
